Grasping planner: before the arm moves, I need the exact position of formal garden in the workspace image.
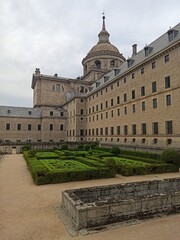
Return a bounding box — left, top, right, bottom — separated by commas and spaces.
23, 144, 180, 185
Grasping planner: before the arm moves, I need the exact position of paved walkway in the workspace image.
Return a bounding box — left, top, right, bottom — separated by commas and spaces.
0, 153, 180, 240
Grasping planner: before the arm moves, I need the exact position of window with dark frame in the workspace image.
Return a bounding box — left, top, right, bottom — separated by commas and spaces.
49, 124, 53, 131
141, 86, 145, 96
28, 124, 32, 131
142, 123, 147, 134
166, 121, 173, 134
153, 98, 157, 109
17, 123, 21, 131
164, 54, 169, 62
166, 94, 171, 106
152, 81, 157, 93
6, 123, 10, 130
165, 76, 171, 88
152, 122, 158, 134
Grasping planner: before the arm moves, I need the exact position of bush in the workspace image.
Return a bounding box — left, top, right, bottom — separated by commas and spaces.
28, 149, 36, 157
110, 147, 120, 155
61, 144, 68, 150
22, 144, 30, 151
161, 149, 180, 165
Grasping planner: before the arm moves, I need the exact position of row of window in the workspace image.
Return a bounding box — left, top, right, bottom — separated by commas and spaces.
77, 137, 173, 146
87, 55, 170, 101
67, 121, 173, 137
49, 111, 64, 117
5, 123, 64, 131
86, 78, 171, 115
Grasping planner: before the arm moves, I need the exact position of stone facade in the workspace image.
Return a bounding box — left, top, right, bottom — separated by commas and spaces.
61, 178, 180, 230
0, 17, 180, 151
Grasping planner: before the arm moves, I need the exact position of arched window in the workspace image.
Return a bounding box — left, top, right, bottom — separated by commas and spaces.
110, 60, 115, 67
52, 84, 64, 92
95, 60, 101, 69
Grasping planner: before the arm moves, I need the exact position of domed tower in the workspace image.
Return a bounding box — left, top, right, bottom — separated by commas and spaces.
82, 15, 125, 82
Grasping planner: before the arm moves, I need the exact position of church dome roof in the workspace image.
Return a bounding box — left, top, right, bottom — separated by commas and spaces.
82, 15, 125, 63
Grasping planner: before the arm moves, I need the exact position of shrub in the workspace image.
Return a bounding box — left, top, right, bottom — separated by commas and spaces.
77, 144, 84, 150
61, 144, 68, 150
28, 149, 36, 157
110, 147, 120, 155
161, 149, 180, 165
22, 144, 30, 151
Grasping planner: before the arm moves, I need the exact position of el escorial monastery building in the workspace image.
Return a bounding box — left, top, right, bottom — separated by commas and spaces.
0, 16, 180, 151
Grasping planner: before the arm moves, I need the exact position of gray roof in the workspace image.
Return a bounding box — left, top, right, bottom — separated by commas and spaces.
87, 22, 180, 95
0, 106, 41, 118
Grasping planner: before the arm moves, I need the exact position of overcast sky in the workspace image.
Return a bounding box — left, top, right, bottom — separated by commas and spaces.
0, 0, 180, 107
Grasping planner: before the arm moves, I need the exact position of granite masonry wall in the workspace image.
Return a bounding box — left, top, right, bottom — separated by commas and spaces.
61, 178, 180, 230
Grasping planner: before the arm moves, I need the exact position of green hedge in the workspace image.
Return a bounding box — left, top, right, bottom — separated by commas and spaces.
120, 149, 160, 160
23, 151, 115, 185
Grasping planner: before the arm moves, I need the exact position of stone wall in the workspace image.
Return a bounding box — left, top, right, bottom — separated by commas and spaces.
61, 178, 180, 230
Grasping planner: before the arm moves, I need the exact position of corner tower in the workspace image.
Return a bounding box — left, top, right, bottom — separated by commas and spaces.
82, 15, 125, 82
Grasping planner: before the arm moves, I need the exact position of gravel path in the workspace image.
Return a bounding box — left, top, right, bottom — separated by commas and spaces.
0, 153, 180, 240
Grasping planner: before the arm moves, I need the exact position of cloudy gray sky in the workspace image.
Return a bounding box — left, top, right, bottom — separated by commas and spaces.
0, 0, 180, 107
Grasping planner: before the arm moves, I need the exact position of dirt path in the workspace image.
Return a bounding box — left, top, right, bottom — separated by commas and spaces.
0, 153, 180, 240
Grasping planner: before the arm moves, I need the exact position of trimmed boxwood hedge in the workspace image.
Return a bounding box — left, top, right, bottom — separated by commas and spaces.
23, 151, 115, 185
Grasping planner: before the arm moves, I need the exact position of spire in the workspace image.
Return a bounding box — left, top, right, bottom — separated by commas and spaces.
102, 11, 106, 30
98, 13, 110, 43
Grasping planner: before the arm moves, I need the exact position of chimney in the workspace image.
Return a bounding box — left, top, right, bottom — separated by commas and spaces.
132, 44, 137, 56
35, 68, 40, 76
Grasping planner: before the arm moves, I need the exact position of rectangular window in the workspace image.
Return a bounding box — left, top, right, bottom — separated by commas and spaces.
17, 123, 21, 131
132, 73, 135, 79
28, 124, 32, 131
50, 111, 53, 116
101, 113, 103, 120
166, 94, 171, 106
105, 101, 108, 108
60, 112, 64, 117
96, 105, 98, 111
132, 104, 136, 113
92, 106, 94, 113
89, 108, 91, 114
142, 123, 147, 134
111, 98, 113, 106
165, 76, 171, 88
38, 124, 41, 131
117, 126, 120, 135
111, 127, 114, 135
80, 109, 83, 115
132, 90, 135, 99
96, 128, 99, 136
141, 68, 144, 74
166, 121, 173, 134
132, 124, 136, 135
152, 81, 157, 93
117, 81, 120, 87
6, 123, 10, 130
92, 129, 94, 136
111, 84, 113, 90
49, 124, 53, 131
124, 93, 127, 102
124, 125, 128, 135
117, 96, 120, 104
105, 127, 108, 136
80, 129, 84, 136
152, 61, 156, 69
153, 98, 157, 109
164, 54, 169, 62
100, 103, 103, 110
60, 124, 64, 131
117, 108, 120, 116
106, 112, 108, 119
89, 129, 91, 136
100, 128, 103, 135
111, 110, 114, 118
124, 77, 126, 83
141, 86, 145, 96
142, 101, 146, 111
124, 106, 127, 115
96, 114, 98, 121
152, 122, 158, 134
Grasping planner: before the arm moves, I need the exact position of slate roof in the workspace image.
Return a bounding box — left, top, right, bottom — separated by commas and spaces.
0, 106, 41, 118
86, 23, 180, 95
